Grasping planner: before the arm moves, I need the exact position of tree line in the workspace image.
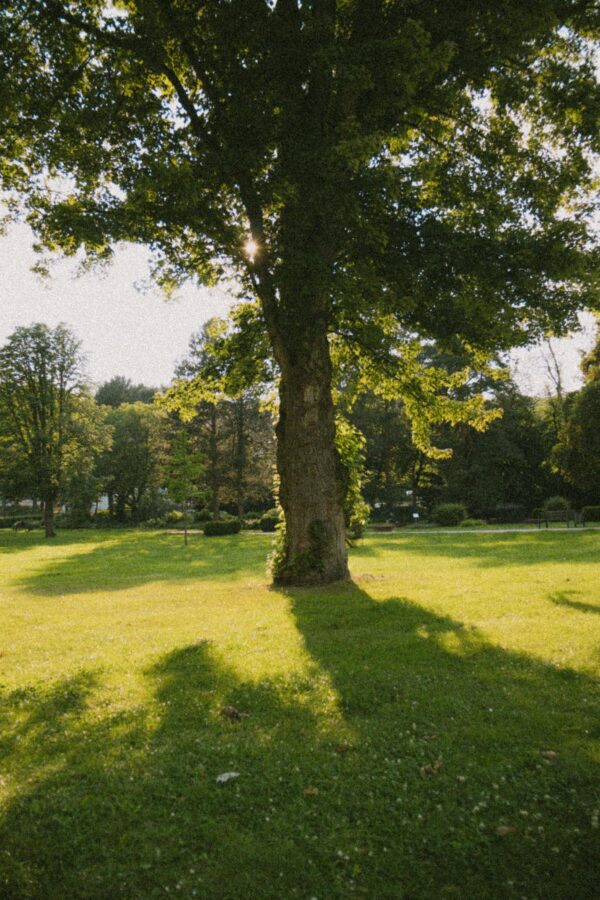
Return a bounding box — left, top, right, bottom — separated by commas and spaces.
1, 1, 597, 582
2, 319, 598, 539
0, 322, 276, 537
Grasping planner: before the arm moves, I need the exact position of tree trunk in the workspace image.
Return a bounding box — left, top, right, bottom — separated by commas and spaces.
209, 405, 220, 519
234, 396, 246, 522
43, 496, 56, 538
274, 331, 349, 586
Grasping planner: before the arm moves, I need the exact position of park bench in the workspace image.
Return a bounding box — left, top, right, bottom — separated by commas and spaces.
537, 509, 584, 528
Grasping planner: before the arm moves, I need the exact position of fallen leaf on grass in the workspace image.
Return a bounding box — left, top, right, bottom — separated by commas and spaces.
220, 705, 249, 722
303, 786, 319, 796
335, 743, 353, 754
497, 825, 517, 836
541, 750, 559, 759
420, 757, 443, 776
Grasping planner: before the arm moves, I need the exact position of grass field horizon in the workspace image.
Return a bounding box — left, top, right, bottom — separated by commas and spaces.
1, 529, 599, 898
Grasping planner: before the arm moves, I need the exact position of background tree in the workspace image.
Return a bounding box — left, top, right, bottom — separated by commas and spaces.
61, 395, 112, 525
551, 324, 600, 505
1, 1, 598, 581
97, 403, 168, 523
96, 376, 157, 408
435, 385, 552, 517
553, 382, 600, 504
165, 428, 204, 544
0, 323, 86, 536
170, 322, 276, 519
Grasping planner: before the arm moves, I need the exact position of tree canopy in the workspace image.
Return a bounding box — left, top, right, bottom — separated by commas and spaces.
1, 1, 598, 581
0, 323, 105, 535
96, 376, 157, 408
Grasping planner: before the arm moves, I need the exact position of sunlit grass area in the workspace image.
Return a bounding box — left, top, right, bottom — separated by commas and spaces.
1, 529, 599, 898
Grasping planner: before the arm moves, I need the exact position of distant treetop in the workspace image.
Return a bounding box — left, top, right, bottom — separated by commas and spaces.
96, 376, 157, 408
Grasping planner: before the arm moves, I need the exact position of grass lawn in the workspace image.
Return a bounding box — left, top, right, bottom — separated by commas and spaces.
0, 528, 599, 899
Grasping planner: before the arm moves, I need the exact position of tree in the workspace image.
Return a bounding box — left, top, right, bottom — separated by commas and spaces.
437, 385, 553, 516
0, 323, 88, 536
551, 322, 600, 503
1, 2, 598, 582
61, 395, 112, 524
97, 403, 168, 522
553, 381, 600, 503
96, 376, 157, 408
165, 428, 204, 544
168, 321, 276, 520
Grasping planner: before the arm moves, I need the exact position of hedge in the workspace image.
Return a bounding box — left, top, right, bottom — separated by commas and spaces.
431, 503, 467, 527
203, 519, 241, 536
260, 508, 281, 533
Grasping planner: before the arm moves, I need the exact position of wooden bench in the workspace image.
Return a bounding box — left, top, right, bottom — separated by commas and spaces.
537, 509, 584, 528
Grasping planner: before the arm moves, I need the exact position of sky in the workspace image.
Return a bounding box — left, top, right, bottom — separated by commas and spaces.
0, 221, 596, 396
0, 222, 234, 391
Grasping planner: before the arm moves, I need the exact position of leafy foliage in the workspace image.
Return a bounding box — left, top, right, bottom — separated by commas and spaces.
431, 502, 467, 526
96, 376, 157, 408
0, 323, 102, 535
1, 1, 598, 578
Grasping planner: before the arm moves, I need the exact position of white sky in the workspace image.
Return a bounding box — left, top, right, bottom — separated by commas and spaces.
0, 221, 595, 396
0, 222, 233, 391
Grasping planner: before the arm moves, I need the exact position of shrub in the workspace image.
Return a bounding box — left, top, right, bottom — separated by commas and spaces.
194, 508, 212, 523
461, 518, 487, 527
543, 496, 570, 511
53, 513, 72, 528
347, 520, 366, 540
92, 510, 121, 527
165, 509, 185, 524
431, 503, 467, 526
203, 519, 241, 536
583, 505, 600, 521
243, 518, 262, 530
260, 508, 281, 533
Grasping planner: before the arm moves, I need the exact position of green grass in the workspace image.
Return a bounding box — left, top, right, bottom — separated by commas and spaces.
1, 528, 599, 899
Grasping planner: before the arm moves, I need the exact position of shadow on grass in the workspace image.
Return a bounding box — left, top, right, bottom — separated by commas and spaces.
360, 530, 600, 569
0, 584, 599, 898
0, 531, 49, 556
549, 590, 600, 615
14, 530, 273, 596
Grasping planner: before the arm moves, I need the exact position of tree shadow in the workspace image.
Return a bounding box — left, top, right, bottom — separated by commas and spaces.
1, 585, 599, 898
549, 590, 600, 615
15, 530, 273, 596
0, 531, 49, 556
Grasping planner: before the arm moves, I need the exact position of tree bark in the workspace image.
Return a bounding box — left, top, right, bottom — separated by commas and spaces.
274, 330, 349, 586
208, 404, 220, 519
43, 496, 56, 538
234, 396, 246, 522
